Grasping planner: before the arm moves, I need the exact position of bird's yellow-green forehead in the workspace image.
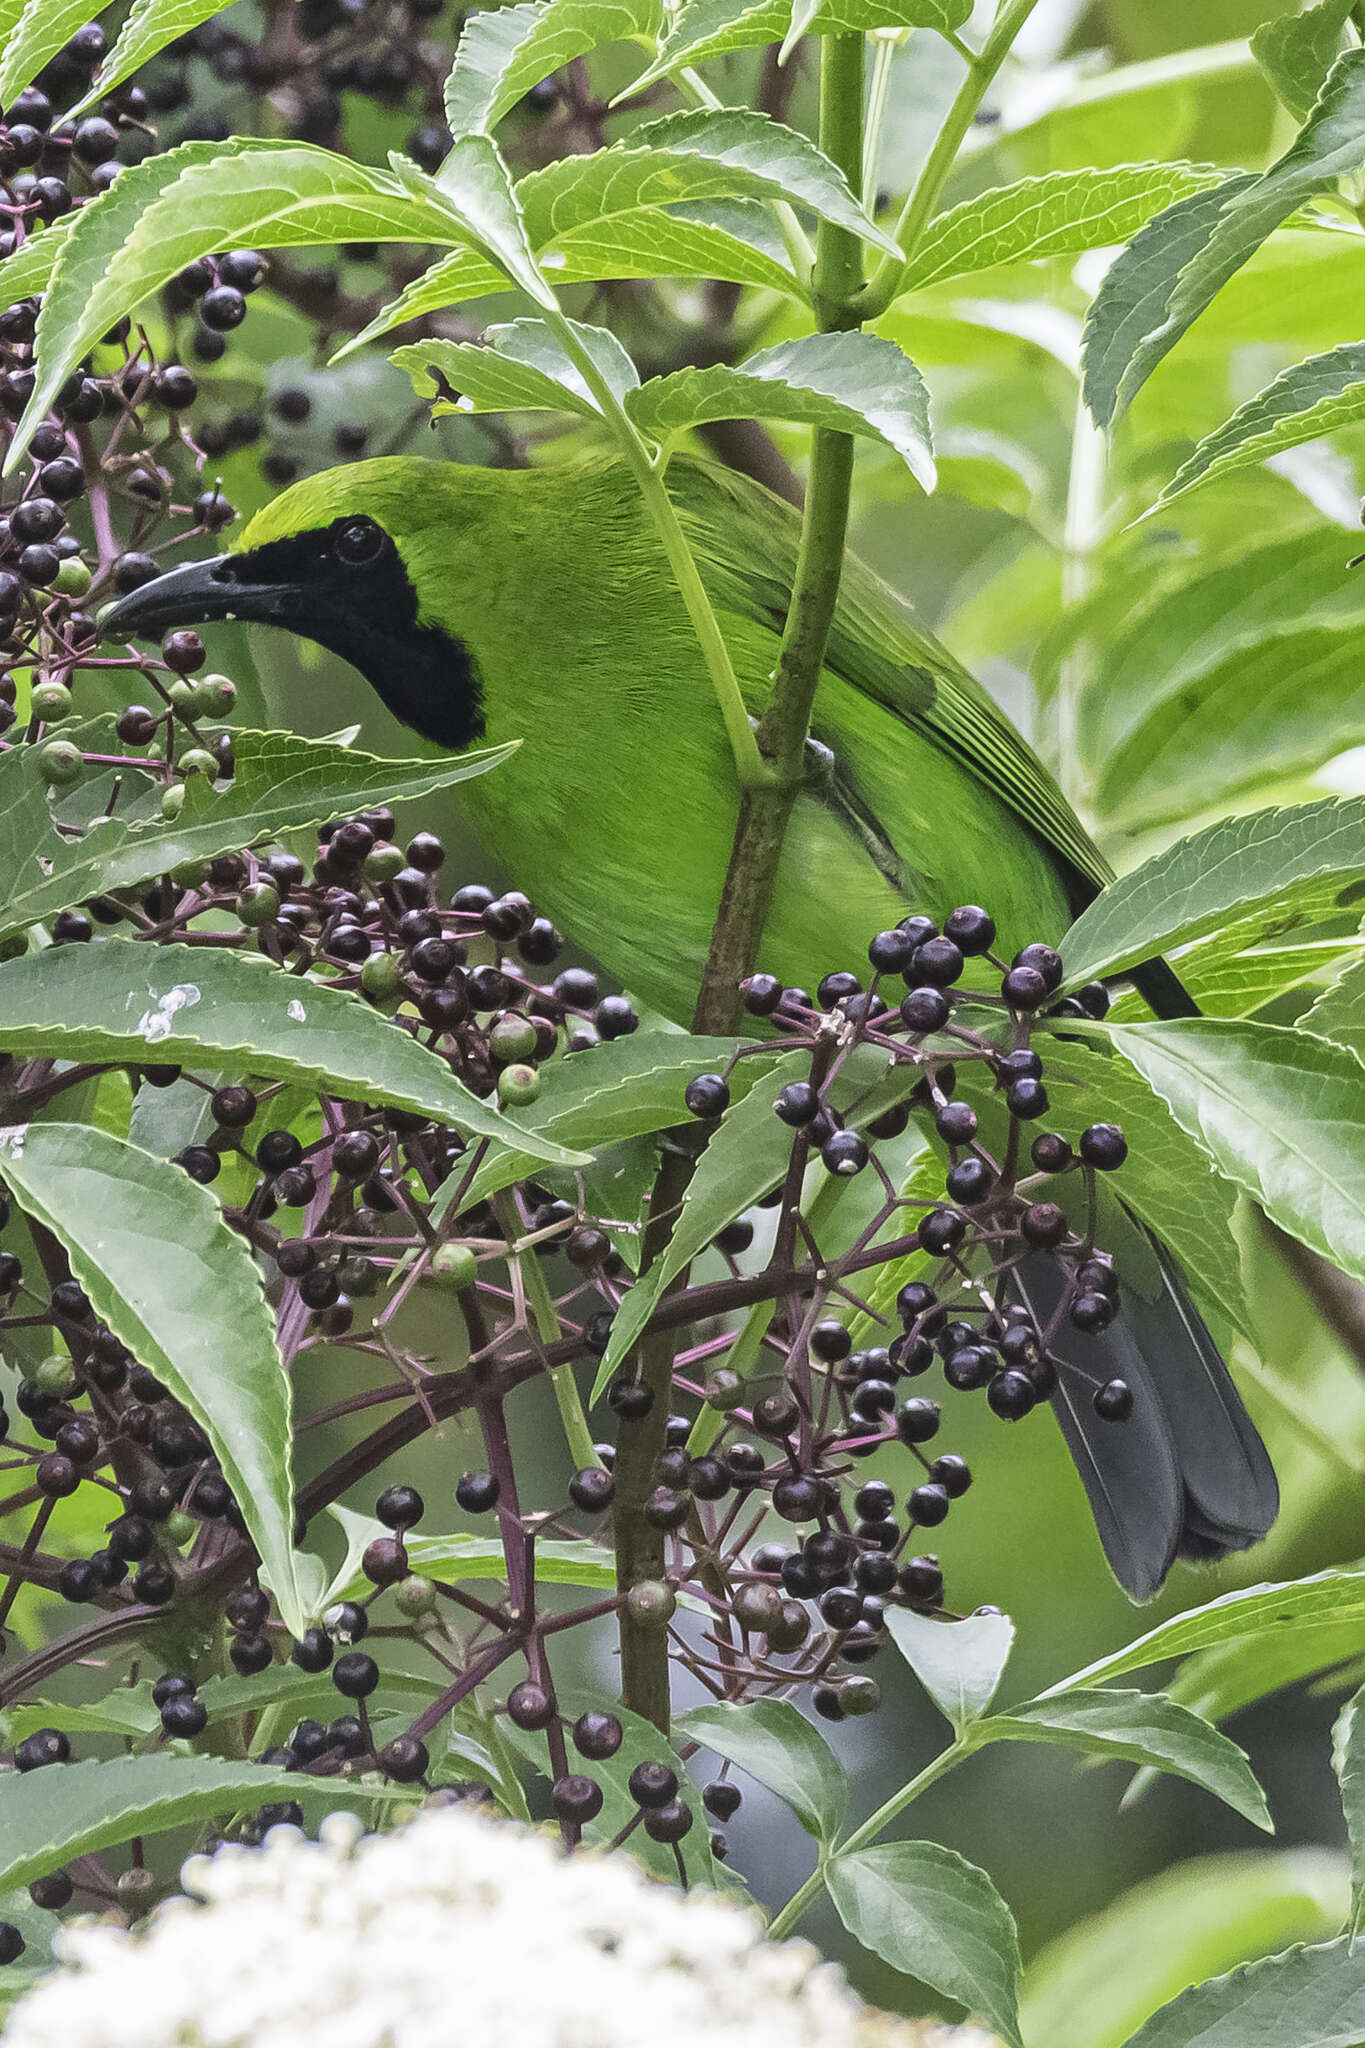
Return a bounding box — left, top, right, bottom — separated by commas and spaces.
234, 456, 483, 552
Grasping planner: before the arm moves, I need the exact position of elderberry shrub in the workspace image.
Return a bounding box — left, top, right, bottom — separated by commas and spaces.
0, 48, 1151, 1910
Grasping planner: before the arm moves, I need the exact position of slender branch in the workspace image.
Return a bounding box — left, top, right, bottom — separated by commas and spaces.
861, 0, 1043, 321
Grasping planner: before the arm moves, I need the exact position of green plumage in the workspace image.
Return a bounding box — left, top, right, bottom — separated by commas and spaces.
239, 455, 1094, 1020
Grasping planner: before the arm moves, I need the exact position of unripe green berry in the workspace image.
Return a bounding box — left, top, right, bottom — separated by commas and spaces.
31, 680, 72, 721
52, 557, 92, 598
489, 1014, 538, 1065
497, 1062, 540, 1106
361, 951, 401, 1002
178, 747, 219, 779
167, 1510, 197, 1548
394, 1574, 437, 1618
236, 881, 280, 928
166, 679, 196, 713
363, 844, 405, 885
195, 674, 236, 717
840, 1676, 881, 1716
431, 1243, 478, 1291
32, 1354, 78, 1397
626, 1578, 676, 1627
705, 1368, 744, 1411
40, 740, 83, 786
160, 784, 185, 819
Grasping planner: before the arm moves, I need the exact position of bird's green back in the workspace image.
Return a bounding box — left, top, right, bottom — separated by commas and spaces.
240, 455, 1102, 1019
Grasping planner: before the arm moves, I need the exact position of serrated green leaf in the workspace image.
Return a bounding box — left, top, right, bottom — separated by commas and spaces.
430, 1033, 747, 1218
1124, 1936, 1365, 2048
627, 331, 935, 489
0, 0, 111, 104
1021, 1849, 1348, 2048
1147, 342, 1365, 516
9, 145, 482, 472
624, 0, 969, 94
0, 215, 75, 303
984, 1690, 1271, 1830
0, 1755, 405, 1893
0, 940, 583, 1166
1252, 0, 1356, 121
590, 1048, 810, 1399
2, 1691, 160, 1744
1166, 1619, 1365, 1734
896, 163, 1224, 298
1332, 1680, 1365, 1934
1094, 1019, 1365, 1285
0, 726, 517, 941
443, 0, 663, 135
400, 135, 554, 307
675, 1698, 847, 1841
1084, 49, 1365, 429
1059, 799, 1365, 988
0, 1123, 308, 1636
884, 1607, 1015, 1732
827, 1843, 1022, 2048
1108, 937, 1361, 1025
534, 109, 892, 253
394, 315, 637, 420
68, 0, 249, 119
1305, 953, 1365, 1063
1051, 1567, 1365, 1693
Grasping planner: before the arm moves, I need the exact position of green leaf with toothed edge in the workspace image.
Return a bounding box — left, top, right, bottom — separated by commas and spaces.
1145, 342, 1365, 516
442, 0, 663, 136
591, 1048, 812, 1400
676, 1698, 848, 1842
392, 317, 639, 422
67, 0, 253, 119
895, 163, 1225, 299
0, 1756, 413, 1894
1332, 1679, 1365, 1935
622, 0, 969, 95
1252, 0, 1357, 120
885, 1607, 1015, 1732
0, 939, 585, 1166
1122, 1937, 1365, 2048
1304, 950, 1365, 1065
627, 332, 935, 491
980, 1690, 1271, 1830
1046, 1567, 1365, 1694
1083, 49, 1365, 430
0, 0, 112, 104
1090, 1019, 1365, 1287
0, 725, 516, 944
0, 1122, 307, 1637
7, 143, 496, 473
827, 1843, 1023, 2048
1058, 799, 1365, 989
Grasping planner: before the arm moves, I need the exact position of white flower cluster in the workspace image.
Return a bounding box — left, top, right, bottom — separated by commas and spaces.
6, 1805, 998, 2048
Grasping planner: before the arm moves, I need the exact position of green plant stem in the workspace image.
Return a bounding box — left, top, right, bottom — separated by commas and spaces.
492, 1192, 598, 1472
690, 28, 867, 1033
861, 0, 1042, 320
767, 1734, 978, 1938
543, 310, 769, 791
612, 30, 867, 1732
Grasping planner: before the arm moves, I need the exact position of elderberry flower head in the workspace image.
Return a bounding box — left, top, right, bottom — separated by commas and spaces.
6, 1807, 999, 2048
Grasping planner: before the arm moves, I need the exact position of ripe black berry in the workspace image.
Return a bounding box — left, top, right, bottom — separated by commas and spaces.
988, 1370, 1037, 1420
506, 1680, 556, 1730
1080, 1122, 1128, 1170
628, 1760, 678, 1808
685, 1072, 730, 1118
1094, 1377, 1134, 1421
900, 987, 950, 1033
161, 1693, 208, 1739
201, 284, 247, 330
552, 1773, 603, 1823
376, 1483, 423, 1530
908, 1481, 951, 1526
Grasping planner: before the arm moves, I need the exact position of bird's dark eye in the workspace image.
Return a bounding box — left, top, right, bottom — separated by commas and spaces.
332, 517, 385, 566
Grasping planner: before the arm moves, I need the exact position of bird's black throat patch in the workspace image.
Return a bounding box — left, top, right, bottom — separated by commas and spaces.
224, 523, 484, 751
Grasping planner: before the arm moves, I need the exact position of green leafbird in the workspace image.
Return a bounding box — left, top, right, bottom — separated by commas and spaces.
102, 452, 1277, 1599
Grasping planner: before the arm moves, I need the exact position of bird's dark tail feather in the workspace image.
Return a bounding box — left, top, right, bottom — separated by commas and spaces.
1014, 1242, 1278, 1601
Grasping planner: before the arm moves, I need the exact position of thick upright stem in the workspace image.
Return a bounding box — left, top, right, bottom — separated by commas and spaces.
614, 33, 867, 1730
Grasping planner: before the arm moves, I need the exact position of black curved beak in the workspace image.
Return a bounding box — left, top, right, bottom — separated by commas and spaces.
99, 555, 300, 641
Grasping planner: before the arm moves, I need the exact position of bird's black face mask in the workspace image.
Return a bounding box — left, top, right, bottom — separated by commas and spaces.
99, 513, 484, 750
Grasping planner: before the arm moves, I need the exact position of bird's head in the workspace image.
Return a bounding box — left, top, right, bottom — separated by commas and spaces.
100, 457, 486, 748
